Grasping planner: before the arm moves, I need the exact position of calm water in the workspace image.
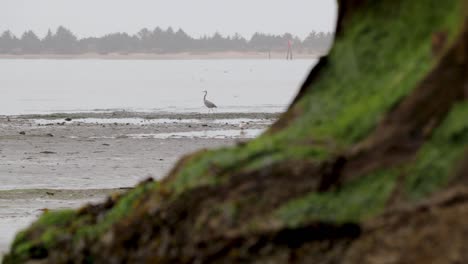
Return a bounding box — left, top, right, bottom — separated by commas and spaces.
0, 59, 316, 115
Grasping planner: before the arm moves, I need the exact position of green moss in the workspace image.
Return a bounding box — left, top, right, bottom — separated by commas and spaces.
11, 210, 76, 248
10, 231, 27, 250
76, 181, 157, 239
164, 0, 462, 196
5, 182, 157, 263
9, 242, 35, 260
40, 229, 62, 248
35, 210, 76, 227
6, 1, 466, 261
168, 149, 233, 194
168, 135, 336, 195
405, 102, 468, 200
281, 0, 462, 145
275, 170, 398, 226
4, 210, 76, 263
272, 102, 468, 226
274, 102, 468, 227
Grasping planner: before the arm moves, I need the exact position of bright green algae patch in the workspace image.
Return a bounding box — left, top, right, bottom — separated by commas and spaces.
275, 170, 398, 226
75, 181, 158, 239
168, 140, 330, 195
166, 0, 462, 195
275, 102, 468, 227
268, 0, 465, 226
9, 210, 76, 261
6, 183, 156, 263
405, 102, 468, 200
282, 0, 462, 145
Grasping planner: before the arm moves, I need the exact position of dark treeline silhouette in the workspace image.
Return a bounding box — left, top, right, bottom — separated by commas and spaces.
0, 26, 333, 55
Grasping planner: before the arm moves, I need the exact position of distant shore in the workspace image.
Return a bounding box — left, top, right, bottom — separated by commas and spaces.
0, 51, 324, 60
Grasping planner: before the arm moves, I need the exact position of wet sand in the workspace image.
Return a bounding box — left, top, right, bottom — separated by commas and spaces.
0, 111, 277, 255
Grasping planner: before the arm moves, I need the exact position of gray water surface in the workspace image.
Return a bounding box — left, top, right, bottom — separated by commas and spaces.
0, 59, 316, 115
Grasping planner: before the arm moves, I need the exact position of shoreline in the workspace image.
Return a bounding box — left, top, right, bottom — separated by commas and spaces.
0, 51, 324, 60
0, 111, 277, 254
0, 188, 128, 200
5, 111, 281, 121
0, 110, 278, 190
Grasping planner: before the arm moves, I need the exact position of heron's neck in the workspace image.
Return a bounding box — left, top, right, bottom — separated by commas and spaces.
204, 92, 207, 101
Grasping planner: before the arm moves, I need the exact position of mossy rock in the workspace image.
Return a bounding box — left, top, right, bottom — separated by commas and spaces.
4, 0, 468, 263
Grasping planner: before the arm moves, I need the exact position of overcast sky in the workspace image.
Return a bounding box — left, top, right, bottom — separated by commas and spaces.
0, 0, 337, 39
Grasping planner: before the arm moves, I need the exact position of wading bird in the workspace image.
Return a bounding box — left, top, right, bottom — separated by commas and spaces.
203, 90, 217, 112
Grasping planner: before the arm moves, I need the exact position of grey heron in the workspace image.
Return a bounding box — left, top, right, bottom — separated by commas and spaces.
203, 90, 217, 112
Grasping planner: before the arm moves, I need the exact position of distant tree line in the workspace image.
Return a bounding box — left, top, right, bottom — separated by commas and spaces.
0, 26, 333, 55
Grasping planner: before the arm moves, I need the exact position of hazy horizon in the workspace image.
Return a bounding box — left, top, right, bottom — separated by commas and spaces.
0, 26, 333, 41
0, 0, 337, 39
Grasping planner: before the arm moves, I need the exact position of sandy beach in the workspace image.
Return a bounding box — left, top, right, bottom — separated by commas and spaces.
0, 111, 278, 255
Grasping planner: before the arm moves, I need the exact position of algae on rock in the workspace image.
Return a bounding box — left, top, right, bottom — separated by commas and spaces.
4, 0, 468, 263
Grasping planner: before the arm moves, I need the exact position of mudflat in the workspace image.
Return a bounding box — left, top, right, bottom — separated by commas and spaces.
0, 111, 277, 255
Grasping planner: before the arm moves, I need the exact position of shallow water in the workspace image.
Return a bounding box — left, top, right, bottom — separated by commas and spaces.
0, 59, 316, 115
